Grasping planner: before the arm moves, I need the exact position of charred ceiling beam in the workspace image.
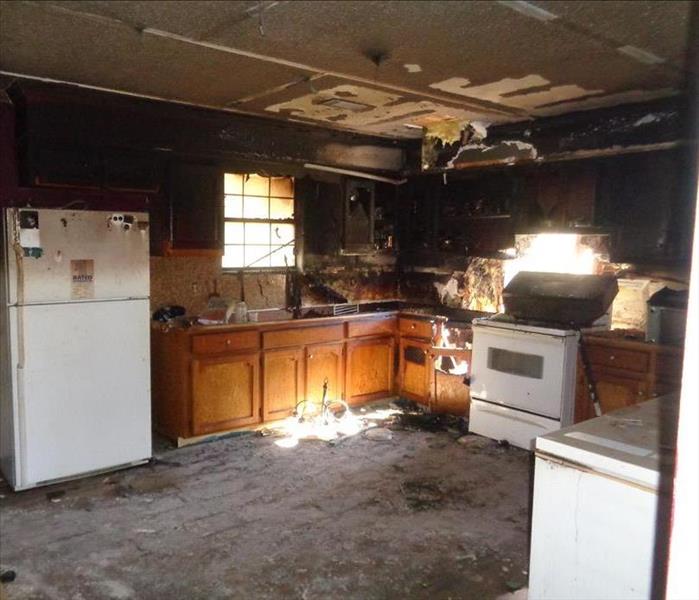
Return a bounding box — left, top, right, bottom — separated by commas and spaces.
8, 80, 409, 173
418, 96, 693, 172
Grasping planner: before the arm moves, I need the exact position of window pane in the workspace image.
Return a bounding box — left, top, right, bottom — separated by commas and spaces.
245, 222, 270, 245
270, 245, 295, 267
225, 195, 243, 218
244, 174, 269, 197
270, 177, 293, 198
224, 222, 244, 244
271, 223, 295, 245
245, 245, 270, 268
222, 245, 244, 268
270, 197, 294, 220
224, 173, 243, 195
243, 196, 269, 219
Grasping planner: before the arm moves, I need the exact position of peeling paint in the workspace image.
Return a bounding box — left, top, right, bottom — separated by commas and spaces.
430, 75, 678, 122
430, 74, 606, 111
430, 75, 548, 103
403, 64, 422, 73
422, 119, 467, 169
446, 140, 537, 169
266, 84, 489, 138
469, 121, 489, 140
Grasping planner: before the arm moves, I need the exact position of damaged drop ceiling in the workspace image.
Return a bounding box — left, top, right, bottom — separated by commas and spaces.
0, 0, 693, 139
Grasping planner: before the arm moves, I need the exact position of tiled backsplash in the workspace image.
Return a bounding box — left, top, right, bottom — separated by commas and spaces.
150, 256, 286, 316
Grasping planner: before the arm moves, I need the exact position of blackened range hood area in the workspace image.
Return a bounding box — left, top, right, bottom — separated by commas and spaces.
502, 271, 619, 327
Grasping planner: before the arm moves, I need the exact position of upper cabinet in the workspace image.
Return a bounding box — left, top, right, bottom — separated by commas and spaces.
20, 144, 162, 192
342, 178, 375, 254
161, 162, 223, 256
302, 177, 397, 259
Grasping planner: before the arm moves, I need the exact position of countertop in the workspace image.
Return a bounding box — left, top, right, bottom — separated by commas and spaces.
153, 302, 490, 334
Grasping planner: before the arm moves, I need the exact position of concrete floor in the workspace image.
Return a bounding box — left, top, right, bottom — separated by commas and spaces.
0, 408, 532, 600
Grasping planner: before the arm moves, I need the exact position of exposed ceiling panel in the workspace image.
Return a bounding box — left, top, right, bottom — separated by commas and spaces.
0, 0, 693, 139
0, 1, 311, 106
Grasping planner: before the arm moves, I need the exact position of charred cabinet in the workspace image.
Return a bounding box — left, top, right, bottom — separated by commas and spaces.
343, 179, 375, 254
166, 162, 223, 254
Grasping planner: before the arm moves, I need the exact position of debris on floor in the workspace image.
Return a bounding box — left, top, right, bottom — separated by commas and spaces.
0, 401, 531, 599
363, 427, 394, 442
46, 489, 65, 503
401, 479, 445, 511
0, 570, 17, 583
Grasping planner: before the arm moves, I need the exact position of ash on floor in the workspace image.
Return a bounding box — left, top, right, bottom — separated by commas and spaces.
0, 412, 532, 600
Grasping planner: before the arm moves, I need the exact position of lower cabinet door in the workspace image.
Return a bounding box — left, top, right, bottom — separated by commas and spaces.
346, 336, 395, 405
399, 338, 432, 405
191, 352, 260, 435
306, 342, 344, 404
595, 370, 648, 414
262, 348, 304, 421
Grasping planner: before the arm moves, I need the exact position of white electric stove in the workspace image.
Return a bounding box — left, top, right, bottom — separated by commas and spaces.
469, 316, 579, 450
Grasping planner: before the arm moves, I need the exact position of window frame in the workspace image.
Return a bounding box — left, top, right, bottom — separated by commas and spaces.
222, 173, 296, 271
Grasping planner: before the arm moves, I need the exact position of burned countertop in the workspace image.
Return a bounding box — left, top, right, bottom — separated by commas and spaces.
153, 300, 491, 333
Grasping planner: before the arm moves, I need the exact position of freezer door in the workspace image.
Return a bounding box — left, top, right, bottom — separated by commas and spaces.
6, 209, 149, 305
12, 299, 151, 488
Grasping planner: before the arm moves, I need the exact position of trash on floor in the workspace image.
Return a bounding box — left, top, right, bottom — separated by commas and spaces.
363, 427, 394, 442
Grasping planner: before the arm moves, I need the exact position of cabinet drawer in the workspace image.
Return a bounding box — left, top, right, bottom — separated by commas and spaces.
585, 345, 649, 373
263, 324, 343, 349
399, 318, 434, 340
348, 317, 397, 338
192, 330, 260, 354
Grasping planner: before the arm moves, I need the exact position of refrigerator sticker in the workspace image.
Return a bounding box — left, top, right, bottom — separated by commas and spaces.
18, 210, 42, 250
71, 259, 95, 299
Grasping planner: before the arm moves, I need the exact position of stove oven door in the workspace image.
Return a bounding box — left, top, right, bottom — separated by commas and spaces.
470, 324, 577, 420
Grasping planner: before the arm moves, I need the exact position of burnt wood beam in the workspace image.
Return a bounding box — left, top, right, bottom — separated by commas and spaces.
7, 80, 408, 174
417, 96, 694, 173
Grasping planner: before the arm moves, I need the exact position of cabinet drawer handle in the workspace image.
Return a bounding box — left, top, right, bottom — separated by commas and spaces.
309, 354, 313, 359
411, 324, 416, 329
609, 355, 615, 360
226, 339, 232, 346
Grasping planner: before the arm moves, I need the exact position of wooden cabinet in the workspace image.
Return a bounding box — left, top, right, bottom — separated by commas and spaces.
346, 337, 395, 405
399, 338, 433, 405
575, 332, 683, 422
399, 317, 434, 339
152, 314, 404, 443
262, 348, 304, 421
306, 342, 344, 404
191, 352, 260, 435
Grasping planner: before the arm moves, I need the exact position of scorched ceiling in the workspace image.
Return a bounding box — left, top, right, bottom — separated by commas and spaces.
0, 0, 694, 139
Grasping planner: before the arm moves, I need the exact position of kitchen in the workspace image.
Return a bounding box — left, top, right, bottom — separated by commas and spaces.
0, 1, 697, 598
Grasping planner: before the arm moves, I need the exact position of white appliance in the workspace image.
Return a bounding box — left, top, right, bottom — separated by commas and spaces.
0, 208, 152, 490
528, 396, 678, 599
469, 317, 579, 450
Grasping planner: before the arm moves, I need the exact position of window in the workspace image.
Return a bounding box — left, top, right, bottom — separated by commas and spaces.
487, 347, 544, 379
223, 173, 295, 269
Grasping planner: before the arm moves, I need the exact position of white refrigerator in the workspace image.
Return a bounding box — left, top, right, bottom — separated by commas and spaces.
1, 208, 152, 490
